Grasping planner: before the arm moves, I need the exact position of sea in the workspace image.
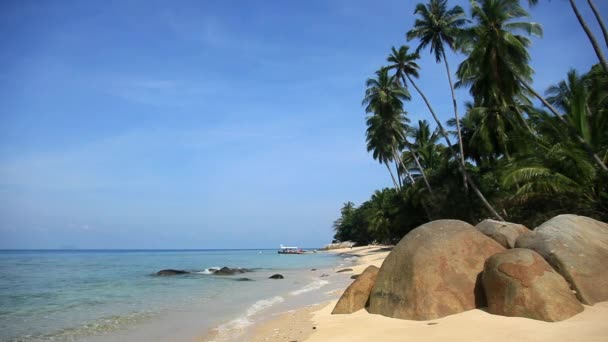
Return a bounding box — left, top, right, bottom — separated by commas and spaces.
0, 249, 356, 342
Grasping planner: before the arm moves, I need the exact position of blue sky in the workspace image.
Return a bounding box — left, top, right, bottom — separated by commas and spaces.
0, 0, 606, 249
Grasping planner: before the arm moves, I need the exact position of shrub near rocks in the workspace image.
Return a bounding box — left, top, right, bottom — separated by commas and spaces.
483, 248, 583, 322
368, 220, 505, 320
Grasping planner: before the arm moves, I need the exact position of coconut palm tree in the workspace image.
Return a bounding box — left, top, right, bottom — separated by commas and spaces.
546, 69, 608, 157
527, 0, 608, 72
457, 0, 607, 171
406, 0, 469, 191
386, 45, 505, 220
586, 0, 608, 49
456, 0, 541, 111
363, 68, 417, 188
568, 0, 608, 72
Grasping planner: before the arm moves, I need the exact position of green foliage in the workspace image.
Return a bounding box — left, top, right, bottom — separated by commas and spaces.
333, 0, 607, 245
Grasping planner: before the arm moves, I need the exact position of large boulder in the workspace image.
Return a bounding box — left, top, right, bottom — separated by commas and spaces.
515, 214, 608, 305
368, 220, 505, 320
483, 248, 583, 322
475, 219, 529, 248
332, 266, 379, 314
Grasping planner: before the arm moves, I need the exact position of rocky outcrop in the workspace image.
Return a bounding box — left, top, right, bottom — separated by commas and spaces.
321, 241, 355, 250
368, 220, 505, 320
515, 214, 608, 305
269, 274, 284, 279
475, 219, 529, 248
336, 268, 353, 273
212, 267, 251, 276
483, 248, 583, 321
332, 266, 379, 314
156, 269, 189, 276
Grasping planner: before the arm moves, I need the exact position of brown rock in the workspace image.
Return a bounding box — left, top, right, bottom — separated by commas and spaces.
368, 220, 505, 320
475, 219, 529, 248
332, 266, 379, 314
483, 248, 583, 321
515, 214, 608, 305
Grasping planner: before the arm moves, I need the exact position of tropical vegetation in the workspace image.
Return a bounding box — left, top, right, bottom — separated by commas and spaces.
333, 0, 608, 245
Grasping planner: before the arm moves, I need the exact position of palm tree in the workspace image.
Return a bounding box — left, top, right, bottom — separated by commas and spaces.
386, 45, 505, 220
363, 68, 416, 188
409, 120, 443, 170
546, 69, 608, 156
406, 0, 468, 191
527, 0, 608, 72
457, 0, 607, 171
586, 0, 608, 49
456, 0, 541, 111
365, 114, 400, 189
568, 0, 608, 73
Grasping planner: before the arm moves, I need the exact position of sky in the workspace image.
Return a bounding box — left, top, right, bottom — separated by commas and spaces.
0, 0, 606, 249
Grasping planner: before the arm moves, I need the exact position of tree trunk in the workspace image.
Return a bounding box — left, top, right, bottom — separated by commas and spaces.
405, 74, 505, 221
587, 0, 608, 48
519, 77, 608, 172
569, 0, 608, 73
392, 145, 416, 185
441, 50, 468, 194
385, 162, 400, 190
407, 145, 434, 194
394, 160, 403, 188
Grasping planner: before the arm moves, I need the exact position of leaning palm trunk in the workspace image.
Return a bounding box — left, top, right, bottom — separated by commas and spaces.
519, 77, 608, 172
569, 0, 608, 73
587, 0, 608, 49
392, 145, 417, 185
440, 50, 468, 194
407, 145, 434, 194
385, 162, 400, 190
405, 74, 505, 221
394, 160, 403, 188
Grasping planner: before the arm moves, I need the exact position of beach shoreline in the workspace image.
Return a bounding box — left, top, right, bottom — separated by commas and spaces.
244, 245, 608, 342
244, 245, 392, 342
192, 246, 390, 342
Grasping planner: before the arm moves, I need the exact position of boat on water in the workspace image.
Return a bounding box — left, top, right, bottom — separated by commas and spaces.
278, 244, 305, 254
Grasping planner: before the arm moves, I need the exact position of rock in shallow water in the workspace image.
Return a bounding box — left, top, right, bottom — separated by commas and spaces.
212, 267, 252, 275
156, 269, 189, 276
234, 277, 254, 281
269, 274, 284, 279
483, 248, 583, 322
336, 268, 353, 273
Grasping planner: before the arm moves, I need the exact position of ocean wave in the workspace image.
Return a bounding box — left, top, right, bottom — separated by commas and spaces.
193, 267, 220, 275
216, 296, 285, 332
289, 279, 329, 296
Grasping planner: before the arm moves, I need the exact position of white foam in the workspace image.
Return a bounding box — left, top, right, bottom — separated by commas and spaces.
216, 296, 285, 332
194, 267, 220, 274
289, 279, 329, 296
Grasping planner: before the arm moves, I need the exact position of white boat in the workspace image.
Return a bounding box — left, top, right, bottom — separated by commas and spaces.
278, 244, 304, 254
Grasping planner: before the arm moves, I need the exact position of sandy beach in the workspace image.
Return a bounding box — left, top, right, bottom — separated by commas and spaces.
249, 246, 608, 342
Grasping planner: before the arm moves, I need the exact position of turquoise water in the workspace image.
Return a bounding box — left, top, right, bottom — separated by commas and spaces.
0, 249, 349, 342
